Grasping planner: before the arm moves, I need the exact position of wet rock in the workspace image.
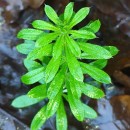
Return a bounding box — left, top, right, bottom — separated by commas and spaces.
2, 0, 24, 23
103, 84, 124, 99
83, 97, 130, 130
0, 108, 29, 130
1, 0, 45, 23
113, 70, 130, 88
110, 95, 130, 125
28, 0, 45, 8
110, 66, 130, 95
121, 65, 130, 76
0, 92, 13, 105
88, 0, 127, 15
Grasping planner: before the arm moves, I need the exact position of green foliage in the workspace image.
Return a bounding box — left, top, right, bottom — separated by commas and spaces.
28, 84, 47, 99
79, 42, 112, 59
80, 62, 111, 83
12, 2, 118, 130
82, 19, 101, 33
12, 95, 42, 108
21, 67, 45, 84
31, 105, 47, 130
17, 29, 43, 40
16, 40, 35, 54
56, 99, 67, 130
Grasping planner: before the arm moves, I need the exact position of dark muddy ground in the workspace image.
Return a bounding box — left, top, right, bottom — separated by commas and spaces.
0, 0, 130, 130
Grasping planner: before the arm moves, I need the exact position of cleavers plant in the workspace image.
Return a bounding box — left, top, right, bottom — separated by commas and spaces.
12, 2, 118, 130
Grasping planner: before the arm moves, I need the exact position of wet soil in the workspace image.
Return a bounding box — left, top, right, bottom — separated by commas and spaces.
0, 0, 130, 130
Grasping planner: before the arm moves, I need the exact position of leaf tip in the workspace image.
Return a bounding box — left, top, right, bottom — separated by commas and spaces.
17, 31, 22, 39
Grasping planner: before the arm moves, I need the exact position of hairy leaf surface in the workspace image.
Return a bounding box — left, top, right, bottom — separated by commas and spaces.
79, 42, 112, 59
84, 104, 97, 119
46, 91, 61, 117
36, 33, 58, 47
28, 84, 47, 99
68, 74, 81, 98
53, 36, 64, 59
82, 83, 104, 99
16, 43, 35, 54
27, 44, 52, 60
68, 87, 84, 121
71, 30, 96, 39
69, 7, 90, 28
66, 35, 81, 57
12, 95, 41, 108
32, 20, 58, 31
56, 99, 67, 130
31, 106, 47, 130
24, 59, 42, 71
65, 47, 83, 82
45, 5, 60, 24
17, 29, 43, 40
21, 67, 45, 84
64, 2, 74, 23
89, 59, 108, 69
47, 65, 65, 99
80, 62, 111, 84
83, 20, 101, 33
45, 56, 61, 83
104, 46, 119, 56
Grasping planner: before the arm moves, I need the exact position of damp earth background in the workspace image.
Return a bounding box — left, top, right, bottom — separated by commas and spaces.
0, 0, 130, 130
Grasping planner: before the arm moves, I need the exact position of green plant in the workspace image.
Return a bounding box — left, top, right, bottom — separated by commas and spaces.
12, 2, 118, 130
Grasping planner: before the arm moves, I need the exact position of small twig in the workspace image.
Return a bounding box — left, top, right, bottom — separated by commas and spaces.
114, 17, 130, 29
120, 0, 130, 14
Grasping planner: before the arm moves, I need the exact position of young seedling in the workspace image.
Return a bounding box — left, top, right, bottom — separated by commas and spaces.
12, 2, 118, 130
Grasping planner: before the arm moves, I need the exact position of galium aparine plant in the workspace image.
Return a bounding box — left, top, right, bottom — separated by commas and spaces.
12, 2, 118, 130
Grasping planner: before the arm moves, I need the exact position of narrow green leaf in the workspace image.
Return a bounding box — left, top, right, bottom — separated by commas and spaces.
71, 30, 96, 39
42, 56, 51, 65
16, 43, 35, 54
63, 94, 68, 101
82, 83, 104, 99
68, 74, 81, 98
56, 99, 67, 130
21, 67, 45, 84
59, 14, 64, 21
24, 40, 35, 44
12, 95, 41, 108
84, 104, 97, 119
68, 7, 90, 28
65, 47, 83, 82
53, 36, 63, 59
46, 91, 62, 117
64, 2, 74, 23
67, 86, 84, 121
36, 33, 59, 47
80, 62, 111, 84
24, 59, 42, 71
32, 20, 58, 31
45, 56, 61, 83
28, 84, 47, 99
83, 20, 101, 33
45, 5, 60, 24
89, 59, 108, 69
31, 106, 47, 130
78, 42, 112, 59
66, 35, 81, 57
17, 29, 43, 40
27, 44, 52, 60
104, 46, 119, 56
47, 65, 66, 99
